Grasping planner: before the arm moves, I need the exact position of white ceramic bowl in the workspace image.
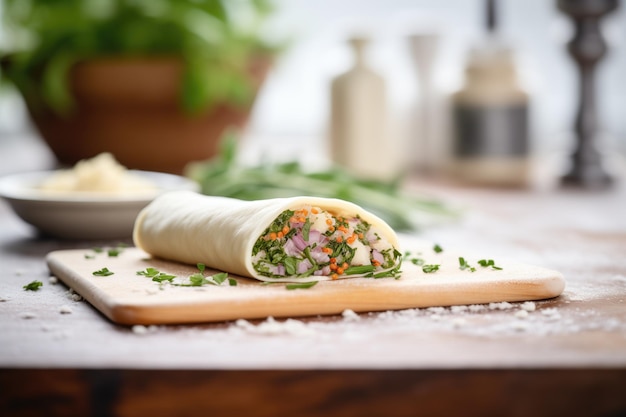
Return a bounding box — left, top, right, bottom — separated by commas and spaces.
0, 170, 199, 240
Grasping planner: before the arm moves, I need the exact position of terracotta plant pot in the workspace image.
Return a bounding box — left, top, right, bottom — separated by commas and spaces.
19, 57, 270, 174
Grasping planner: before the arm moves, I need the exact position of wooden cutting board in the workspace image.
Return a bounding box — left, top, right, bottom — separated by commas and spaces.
46, 240, 565, 325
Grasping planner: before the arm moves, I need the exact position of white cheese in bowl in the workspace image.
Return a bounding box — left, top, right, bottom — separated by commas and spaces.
40, 153, 156, 194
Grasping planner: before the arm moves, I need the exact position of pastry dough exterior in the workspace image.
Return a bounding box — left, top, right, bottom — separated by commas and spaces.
133, 191, 400, 282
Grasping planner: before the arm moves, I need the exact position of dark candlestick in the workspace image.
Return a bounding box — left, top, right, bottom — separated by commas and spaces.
558, 0, 618, 188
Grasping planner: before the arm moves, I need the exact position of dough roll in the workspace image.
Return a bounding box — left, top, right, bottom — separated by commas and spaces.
133, 191, 402, 282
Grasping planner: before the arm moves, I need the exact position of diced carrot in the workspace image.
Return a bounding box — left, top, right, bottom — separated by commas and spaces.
270, 232, 277, 240
336, 267, 344, 274
336, 236, 343, 243
330, 257, 337, 263
329, 226, 335, 232
311, 208, 319, 214
342, 262, 349, 269
331, 273, 338, 280
277, 232, 284, 239
282, 225, 289, 234
358, 233, 364, 239
330, 264, 337, 271
326, 219, 333, 226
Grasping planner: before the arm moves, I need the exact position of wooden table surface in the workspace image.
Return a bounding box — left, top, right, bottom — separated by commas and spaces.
1, 135, 625, 416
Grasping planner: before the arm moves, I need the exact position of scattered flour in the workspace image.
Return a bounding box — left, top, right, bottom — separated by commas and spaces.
48, 276, 58, 285
451, 317, 466, 328
234, 317, 316, 336
541, 308, 561, 320
132, 325, 160, 335
59, 305, 73, 314
510, 321, 530, 332
514, 310, 529, 319
342, 309, 360, 322
65, 289, 83, 302
21, 312, 37, 319
520, 301, 536, 312
450, 305, 469, 314
489, 302, 514, 310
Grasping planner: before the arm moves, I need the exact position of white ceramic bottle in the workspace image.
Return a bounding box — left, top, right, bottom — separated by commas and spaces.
330, 37, 395, 181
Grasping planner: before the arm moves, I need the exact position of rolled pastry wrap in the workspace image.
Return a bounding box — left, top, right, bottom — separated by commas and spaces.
133, 191, 402, 282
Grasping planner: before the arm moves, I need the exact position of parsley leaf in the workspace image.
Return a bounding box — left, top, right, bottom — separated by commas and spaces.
478, 259, 503, 270
93, 268, 114, 276
459, 257, 476, 272
212, 272, 229, 285
228, 278, 238, 286
23, 280, 43, 291
433, 243, 443, 253
151, 273, 176, 283
422, 264, 440, 273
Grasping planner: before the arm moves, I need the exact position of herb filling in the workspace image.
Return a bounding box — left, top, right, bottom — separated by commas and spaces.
252, 206, 401, 280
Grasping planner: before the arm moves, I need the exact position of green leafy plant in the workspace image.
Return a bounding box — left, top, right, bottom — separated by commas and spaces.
0, 0, 280, 114
187, 133, 459, 231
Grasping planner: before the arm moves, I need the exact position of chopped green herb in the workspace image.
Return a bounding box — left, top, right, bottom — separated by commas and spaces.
459, 257, 476, 272
23, 280, 43, 291
137, 267, 177, 282
107, 248, 121, 257
433, 243, 443, 253
302, 217, 311, 241
212, 272, 229, 285
92, 247, 104, 253
151, 273, 176, 283
286, 281, 318, 290
93, 267, 114, 276
188, 273, 209, 286
84, 254, 96, 260
283, 257, 298, 276
410, 258, 425, 266
137, 267, 160, 277
228, 278, 238, 286
344, 265, 376, 275
197, 263, 206, 273
422, 264, 440, 273
478, 259, 503, 270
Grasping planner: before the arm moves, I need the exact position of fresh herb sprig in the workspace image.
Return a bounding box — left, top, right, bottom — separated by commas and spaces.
187, 134, 457, 231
